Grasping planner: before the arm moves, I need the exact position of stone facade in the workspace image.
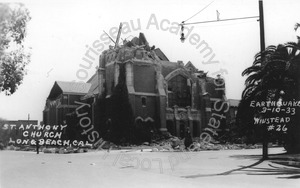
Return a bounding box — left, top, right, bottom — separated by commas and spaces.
88, 33, 227, 138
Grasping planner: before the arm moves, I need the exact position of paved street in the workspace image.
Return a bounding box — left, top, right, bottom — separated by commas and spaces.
0, 148, 299, 188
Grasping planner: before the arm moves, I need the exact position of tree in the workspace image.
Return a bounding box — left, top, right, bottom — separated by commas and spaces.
0, 3, 31, 95
238, 38, 300, 153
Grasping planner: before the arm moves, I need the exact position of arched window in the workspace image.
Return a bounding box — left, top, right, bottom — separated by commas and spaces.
167, 75, 191, 108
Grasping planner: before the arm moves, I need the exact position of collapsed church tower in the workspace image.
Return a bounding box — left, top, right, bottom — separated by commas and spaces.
84, 33, 227, 138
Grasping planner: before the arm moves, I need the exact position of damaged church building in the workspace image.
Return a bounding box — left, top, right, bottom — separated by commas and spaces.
43, 33, 228, 142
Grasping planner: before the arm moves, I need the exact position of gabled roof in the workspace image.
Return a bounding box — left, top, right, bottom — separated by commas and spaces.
154, 48, 169, 61
185, 61, 197, 72
56, 81, 91, 94
47, 81, 91, 100
81, 73, 99, 100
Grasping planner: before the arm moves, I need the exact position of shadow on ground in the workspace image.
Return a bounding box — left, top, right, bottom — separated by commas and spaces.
182, 152, 300, 179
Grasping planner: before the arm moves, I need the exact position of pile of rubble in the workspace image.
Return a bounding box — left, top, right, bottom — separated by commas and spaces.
139, 136, 262, 152
3, 136, 262, 154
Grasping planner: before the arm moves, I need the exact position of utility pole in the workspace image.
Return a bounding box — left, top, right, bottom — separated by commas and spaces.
259, 0, 268, 160
259, 0, 265, 53
179, 0, 268, 159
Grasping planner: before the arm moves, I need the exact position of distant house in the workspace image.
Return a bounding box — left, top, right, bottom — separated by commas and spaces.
43, 81, 91, 126
226, 99, 240, 130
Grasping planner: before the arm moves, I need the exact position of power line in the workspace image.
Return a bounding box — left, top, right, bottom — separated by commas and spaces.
182, 16, 259, 26
184, 1, 215, 23
191, 19, 258, 28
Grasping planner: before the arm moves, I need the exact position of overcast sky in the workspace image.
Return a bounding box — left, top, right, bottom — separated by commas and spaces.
0, 0, 299, 122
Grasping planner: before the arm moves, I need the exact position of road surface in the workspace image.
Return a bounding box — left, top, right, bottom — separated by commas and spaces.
0, 147, 299, 188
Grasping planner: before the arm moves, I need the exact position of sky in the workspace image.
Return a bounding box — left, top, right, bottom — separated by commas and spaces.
0, 0, 299, 122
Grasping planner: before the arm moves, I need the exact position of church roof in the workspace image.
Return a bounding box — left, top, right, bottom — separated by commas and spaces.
81, 73, 99, 100
47, 81, 91, 100
154, 48, 169, 61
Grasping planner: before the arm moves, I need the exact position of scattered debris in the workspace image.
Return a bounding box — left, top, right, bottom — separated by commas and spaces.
3, 135, 268, 154
143, 136, 264, 152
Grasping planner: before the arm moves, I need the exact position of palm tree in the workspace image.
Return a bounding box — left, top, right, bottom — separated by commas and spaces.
238, 41, 300, 153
